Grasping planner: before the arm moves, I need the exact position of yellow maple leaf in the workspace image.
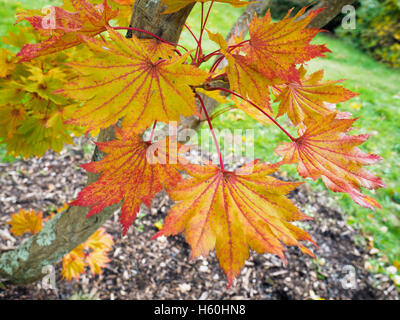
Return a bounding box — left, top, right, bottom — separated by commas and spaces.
86, 250, 111, 275
56, 28, 209, 134
155, 161, 315, 287
62, 251, 86, 281
8, 209, 44, 236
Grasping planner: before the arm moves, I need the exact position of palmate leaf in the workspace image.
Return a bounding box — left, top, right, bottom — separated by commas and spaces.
71, 129, 184, 234
16, 0, 118, 62
275, 115, 385, 209
245, 7, 330, 82
207, 30, 274, 118
2, 99, 77, 159
15, 7, 81, 36
154, 161, 315, 287
62, 227, 113, 280
275, 65, 358, 126
161, 0, 249, 14
61, 251, 86, 281
56, 28, 208, 134
8, 209, 43, 236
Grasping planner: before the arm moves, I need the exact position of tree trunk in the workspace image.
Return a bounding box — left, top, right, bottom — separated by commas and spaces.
0, 0, 356, 284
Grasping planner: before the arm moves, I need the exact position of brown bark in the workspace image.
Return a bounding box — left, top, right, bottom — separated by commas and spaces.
305, 0, 357, 29
0, 0, 356, 284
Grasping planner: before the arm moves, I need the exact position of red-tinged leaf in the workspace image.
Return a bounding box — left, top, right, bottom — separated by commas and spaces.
85, 228, 114, 252
15, 7, 82, 36
275, 65, 358, 126
154, 161, 315, 287
245, 7, 330, 82
71, 129, 184, 234
141, 39, 177, 60
275, 115, 385, 209
207, 30, 274, 117
161, 0, 249, 14
113, 0, 135, 4
56, 28, 208, 134
16, 0, 118, 62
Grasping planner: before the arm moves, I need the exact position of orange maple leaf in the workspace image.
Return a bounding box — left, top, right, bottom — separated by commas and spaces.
275, 115, 385, 209
154, 161, 315, 287
71, 129, 184, 234
113, 0, 135, 4
8, 209, 43, 236
85, 228, 114, 252
15, 7, 81, 37
207, 30, 274, 118
275, 65, 358, 126
56, 28, 208, 134
161, 0, 249, 14
141, 39, 177, 60
62, 250, 86, 281
85, 250, 111, 275
61, 227, 113, 280
245, 7, 330, 82
16, 0, 118, 62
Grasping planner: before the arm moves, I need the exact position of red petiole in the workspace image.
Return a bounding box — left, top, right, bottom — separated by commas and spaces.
207, 87, 296, 142
196, 93, 225, 171
148, 121, 158, 143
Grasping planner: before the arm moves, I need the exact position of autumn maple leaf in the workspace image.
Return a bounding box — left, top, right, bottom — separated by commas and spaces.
154, 161, 315, 287
274, 65, 358, 126
161, 0, 249, 14
15, 7, 81, 37
86, 250, 111, 275
275, 115, 385, 209
85, 228, 114, 275
62, 250, 86, 281
113, 0, 135, 4
207, 30, 274, 117
56, 28, 208, 134
71, 129, 184, 234
8, 209, 43, 236
16, 0, 118, 62
245, 7, 330, 82
85, 227, 114, 252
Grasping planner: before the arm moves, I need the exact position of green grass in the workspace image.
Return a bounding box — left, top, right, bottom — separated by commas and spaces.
1, 1, 399, 280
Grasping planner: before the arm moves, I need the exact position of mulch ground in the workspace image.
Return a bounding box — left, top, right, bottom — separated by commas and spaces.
0, 141, 398, 300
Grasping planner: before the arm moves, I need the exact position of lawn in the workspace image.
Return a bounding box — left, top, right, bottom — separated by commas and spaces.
1, 0, 399, 281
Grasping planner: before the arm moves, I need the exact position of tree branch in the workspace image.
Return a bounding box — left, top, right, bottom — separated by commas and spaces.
305, 0, 357, 29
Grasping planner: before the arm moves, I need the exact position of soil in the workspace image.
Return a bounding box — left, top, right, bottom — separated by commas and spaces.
0, 141, 398, 300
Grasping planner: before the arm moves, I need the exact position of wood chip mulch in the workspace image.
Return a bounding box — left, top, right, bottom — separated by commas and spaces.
0, 142, 398, 300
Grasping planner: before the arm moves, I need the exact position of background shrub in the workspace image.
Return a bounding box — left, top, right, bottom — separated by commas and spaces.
336, 0, 400, 68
